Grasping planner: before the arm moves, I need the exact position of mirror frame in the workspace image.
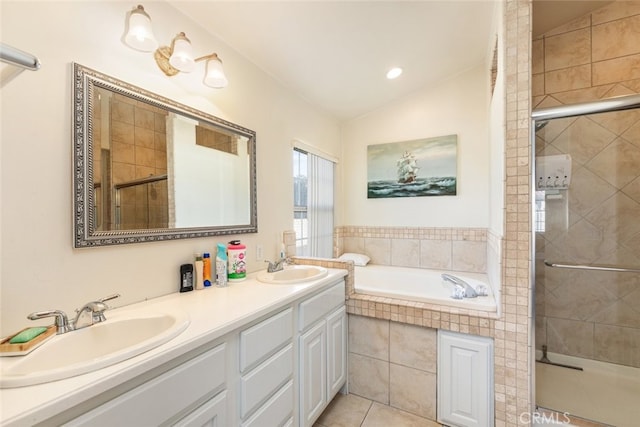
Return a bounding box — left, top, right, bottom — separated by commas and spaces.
72, 63, 257, 247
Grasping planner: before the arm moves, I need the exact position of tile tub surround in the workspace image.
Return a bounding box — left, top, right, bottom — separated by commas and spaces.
335, 226, 488, 273
348, 316, 438, 421
533, 1, 640, 368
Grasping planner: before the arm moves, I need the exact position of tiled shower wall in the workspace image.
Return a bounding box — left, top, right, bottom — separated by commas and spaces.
533, 1, 640, 368
109, 92, 169, 229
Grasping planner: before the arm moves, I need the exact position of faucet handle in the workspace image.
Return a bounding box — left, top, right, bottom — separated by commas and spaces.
98, 293, 120, 304
27, 310, 71, 334
86, 301, 109, 323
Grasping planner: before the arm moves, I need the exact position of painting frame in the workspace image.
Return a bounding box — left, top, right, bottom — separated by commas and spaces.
367, 134, 457, 199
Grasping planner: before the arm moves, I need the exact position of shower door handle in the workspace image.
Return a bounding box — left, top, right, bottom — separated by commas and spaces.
544, 260, 640, 273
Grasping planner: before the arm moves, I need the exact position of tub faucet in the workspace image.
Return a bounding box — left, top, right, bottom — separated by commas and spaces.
442, 274, 478, 299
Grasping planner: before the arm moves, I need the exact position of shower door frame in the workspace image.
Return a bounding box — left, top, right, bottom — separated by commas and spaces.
530, 93, 640, 415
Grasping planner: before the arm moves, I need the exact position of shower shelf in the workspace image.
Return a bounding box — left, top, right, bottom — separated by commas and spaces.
544, 260, 640, 274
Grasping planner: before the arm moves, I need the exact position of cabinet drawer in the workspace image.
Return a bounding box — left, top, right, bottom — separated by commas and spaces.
241, 380, 294, 427
173, 390, 227, 427
241, 344, 293, 418
299, 281, 345, 331
66, 344, 226, 426
240, 308, 293, 372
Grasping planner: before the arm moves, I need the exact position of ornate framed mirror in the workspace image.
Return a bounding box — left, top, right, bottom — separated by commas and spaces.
72, 63, 257, 247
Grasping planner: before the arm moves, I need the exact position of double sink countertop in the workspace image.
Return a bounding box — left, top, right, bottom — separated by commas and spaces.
0, 268, 347, 426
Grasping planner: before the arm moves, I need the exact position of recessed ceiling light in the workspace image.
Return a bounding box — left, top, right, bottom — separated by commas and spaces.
386, 67, 403, 80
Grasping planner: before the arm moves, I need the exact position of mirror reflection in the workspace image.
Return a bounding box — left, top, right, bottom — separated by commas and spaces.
73, 63, 257, 247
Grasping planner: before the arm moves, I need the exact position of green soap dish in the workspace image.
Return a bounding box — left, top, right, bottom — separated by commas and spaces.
9, 327, 48, 344
1, 325, 56, 356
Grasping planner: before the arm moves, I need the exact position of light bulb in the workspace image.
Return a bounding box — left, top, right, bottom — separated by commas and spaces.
386, 67, 403, 80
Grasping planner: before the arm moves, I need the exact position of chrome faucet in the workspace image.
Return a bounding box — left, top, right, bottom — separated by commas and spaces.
442, 274, 478, 299
73, 294, 120, 329
27, 293, 120, 334
265, 257, 292, 273
73, 301, 109, 329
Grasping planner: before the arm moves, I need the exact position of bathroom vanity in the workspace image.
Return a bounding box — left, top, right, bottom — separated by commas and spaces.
0, 269, 348, 427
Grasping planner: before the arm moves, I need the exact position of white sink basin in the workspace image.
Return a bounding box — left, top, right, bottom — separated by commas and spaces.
0, 309, 190, 388
257, 265, 328, 284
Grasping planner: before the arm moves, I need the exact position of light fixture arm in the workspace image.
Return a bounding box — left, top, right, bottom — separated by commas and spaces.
195, 53, 222, 63
154, 44, 222, 77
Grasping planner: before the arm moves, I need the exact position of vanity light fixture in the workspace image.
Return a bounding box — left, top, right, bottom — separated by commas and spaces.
124, 4, 228, 88
386, 67, 403, 80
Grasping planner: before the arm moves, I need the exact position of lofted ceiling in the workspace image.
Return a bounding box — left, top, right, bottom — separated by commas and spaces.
168, 1, 613, 122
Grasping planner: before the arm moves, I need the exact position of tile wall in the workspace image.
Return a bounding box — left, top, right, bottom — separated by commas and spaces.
335, 226, 488, 273
348, 317, 438, 421
532, 1, 640, 368
501, 1, 532, 424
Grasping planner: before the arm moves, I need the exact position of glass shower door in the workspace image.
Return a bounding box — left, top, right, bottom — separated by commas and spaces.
533, 99, 640, 427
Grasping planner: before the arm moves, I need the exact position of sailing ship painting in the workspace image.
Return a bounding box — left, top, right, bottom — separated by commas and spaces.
367, 135, 457, 198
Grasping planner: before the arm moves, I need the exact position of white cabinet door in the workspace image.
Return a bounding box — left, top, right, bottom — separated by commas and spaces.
326, 306, 346, 400
438, 331, 494, 427
173, 391, 227, 427
299, 321, 327, 427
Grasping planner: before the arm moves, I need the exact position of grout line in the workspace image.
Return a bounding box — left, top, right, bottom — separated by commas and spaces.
360, 398, 374, 427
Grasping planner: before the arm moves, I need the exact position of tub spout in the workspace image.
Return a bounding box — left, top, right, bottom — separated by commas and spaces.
442, 274, 478, 298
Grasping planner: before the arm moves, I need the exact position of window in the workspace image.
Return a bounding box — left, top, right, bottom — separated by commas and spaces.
293, 148, 335, 258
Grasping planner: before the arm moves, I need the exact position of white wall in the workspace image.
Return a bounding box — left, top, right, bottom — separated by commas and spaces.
0, 1, 340, 335
339, 64, 490, 228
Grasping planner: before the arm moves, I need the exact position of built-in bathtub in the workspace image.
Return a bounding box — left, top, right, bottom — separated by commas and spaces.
354, 265, 497, 313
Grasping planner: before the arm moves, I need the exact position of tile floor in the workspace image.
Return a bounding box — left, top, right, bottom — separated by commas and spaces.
315, 393, 441, 427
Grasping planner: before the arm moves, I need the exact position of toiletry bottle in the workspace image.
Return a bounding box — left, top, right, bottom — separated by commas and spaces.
203, 253, 212, 287
216, 243, 228, 287
227, 240, 247, 281
194, 254, 204, 290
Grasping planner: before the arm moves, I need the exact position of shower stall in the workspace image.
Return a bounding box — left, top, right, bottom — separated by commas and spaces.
532, 94, 640, 427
